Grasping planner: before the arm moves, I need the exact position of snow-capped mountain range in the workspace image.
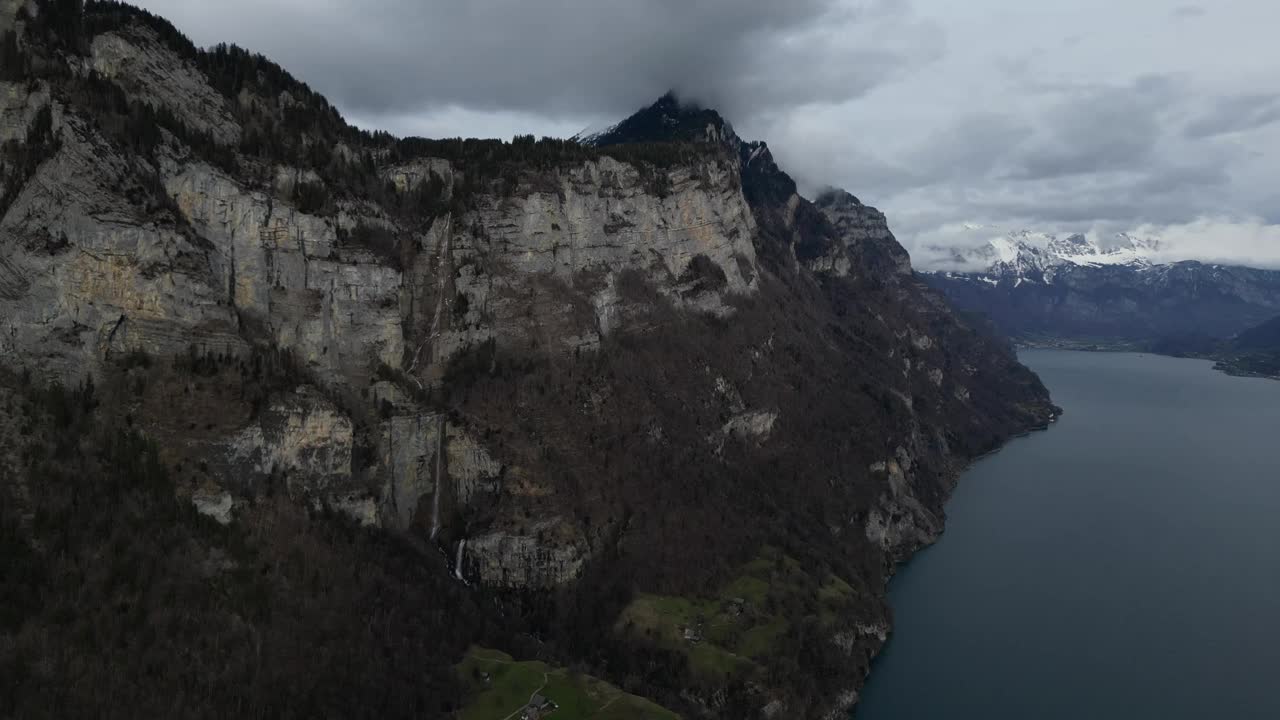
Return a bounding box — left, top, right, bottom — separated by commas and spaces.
932, 230, 1163, 281
922, 229, 1280, 345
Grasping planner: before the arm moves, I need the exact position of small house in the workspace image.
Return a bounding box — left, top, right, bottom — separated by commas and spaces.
521, 693, 557, 719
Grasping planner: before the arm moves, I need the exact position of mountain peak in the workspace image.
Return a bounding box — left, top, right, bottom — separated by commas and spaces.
814, 187, 867, 210
576, 91, 736, 147
650, 90, 683, 111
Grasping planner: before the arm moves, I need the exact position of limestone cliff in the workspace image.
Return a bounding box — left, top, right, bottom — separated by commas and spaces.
2, 9, 759, 532
0, 4, 1056, 718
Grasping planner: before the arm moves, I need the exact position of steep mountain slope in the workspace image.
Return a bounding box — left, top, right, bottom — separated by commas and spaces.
1, 4, 1055, 717
1223, 315, 1280, 377
1153, 314, 1280, 380
923, 231, 1280, 346
1233, 314, 1280, 351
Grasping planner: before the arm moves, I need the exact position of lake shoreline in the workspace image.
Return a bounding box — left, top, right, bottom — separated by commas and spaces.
841, 390, 1063, 718
854, 350, 1280, 718
1014, 339, 1280, 382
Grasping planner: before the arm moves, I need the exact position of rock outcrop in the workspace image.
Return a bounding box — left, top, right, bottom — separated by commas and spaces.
813, 188, 913, 279
466, 518, 588, 589
219, 386, 354, 495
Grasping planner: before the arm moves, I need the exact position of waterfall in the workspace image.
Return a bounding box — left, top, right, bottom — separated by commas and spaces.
429, 416, 445, 540
454, 539, 467, 582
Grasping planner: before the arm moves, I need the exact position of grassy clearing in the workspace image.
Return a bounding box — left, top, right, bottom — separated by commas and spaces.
457, 649, 547, 720
737, 617, 788, 658
456, 647, 679, 720
685, 642, 752, 681
615, 547, 861, 682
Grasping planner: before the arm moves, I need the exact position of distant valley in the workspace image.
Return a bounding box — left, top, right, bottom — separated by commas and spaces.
921, 231, 1280, 378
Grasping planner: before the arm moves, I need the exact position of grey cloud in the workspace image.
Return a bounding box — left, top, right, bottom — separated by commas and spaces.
761, 109, 1035, 206
1172, 5, 1207, 18
972, 193, 1200, 226
1006, 76, 1181, 180
925, 161, 1232, 229
1183, 93, 1280, 138
788, 62, 1275, 269
137, 0, 942, 125
906, 112, 1033, 181
1132, 163, 1231, 195
757, 122, 922, 198
830, 75, 1221, 222
878, 117, 1247, 256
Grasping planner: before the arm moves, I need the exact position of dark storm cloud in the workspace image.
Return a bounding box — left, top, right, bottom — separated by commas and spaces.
139, 0, 942, 123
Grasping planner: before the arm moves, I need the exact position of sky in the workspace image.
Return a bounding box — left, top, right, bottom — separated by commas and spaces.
134, 0, 1280, 269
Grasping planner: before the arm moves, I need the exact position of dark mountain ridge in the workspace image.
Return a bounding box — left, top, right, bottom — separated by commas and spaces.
1, 2, 1055, 717
1152, 313, 1280, 380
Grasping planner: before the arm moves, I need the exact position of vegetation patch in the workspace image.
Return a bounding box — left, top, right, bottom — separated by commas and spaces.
457, 647, 679, 720
615, 547, 859, 682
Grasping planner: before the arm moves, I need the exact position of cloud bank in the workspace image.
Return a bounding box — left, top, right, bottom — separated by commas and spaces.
138, 0, 940, 127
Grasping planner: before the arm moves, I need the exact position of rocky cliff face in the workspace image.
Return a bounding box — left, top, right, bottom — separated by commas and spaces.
812, 188, 913, 279
1, 10, 767, 601
89, 25, 241, 145
1, 6, 1056, 718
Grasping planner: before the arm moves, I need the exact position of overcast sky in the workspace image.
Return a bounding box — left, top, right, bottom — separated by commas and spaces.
136, 0, 1280, 268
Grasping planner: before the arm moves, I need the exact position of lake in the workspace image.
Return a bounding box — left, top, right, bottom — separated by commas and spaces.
855, 350, 1280, 719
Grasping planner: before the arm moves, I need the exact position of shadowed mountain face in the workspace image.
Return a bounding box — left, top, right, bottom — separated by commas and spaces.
1218, 315, 1280, 378
1, 3, 1053, 717
1234, 314, 1280, 352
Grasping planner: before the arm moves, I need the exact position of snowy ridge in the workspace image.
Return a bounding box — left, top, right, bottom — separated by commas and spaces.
929, 230, 1163, 282
571, 120, 620, 146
